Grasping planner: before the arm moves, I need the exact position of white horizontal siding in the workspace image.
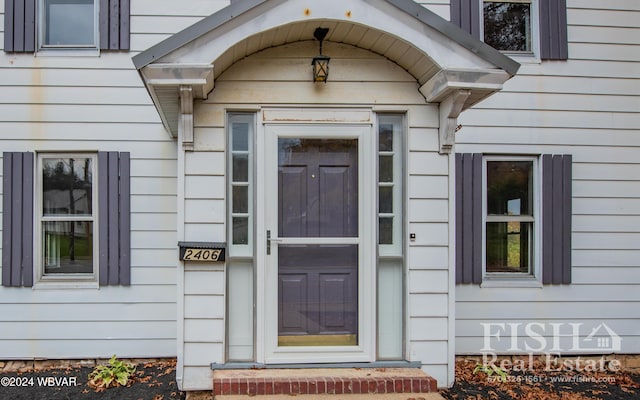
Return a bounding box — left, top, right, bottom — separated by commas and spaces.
182, 268, 225, 390
128, 0, 228, 53
454, 0, 640, 358
0, 339, 176, 359
406, 102, 452, 387
0, 0, 179, 357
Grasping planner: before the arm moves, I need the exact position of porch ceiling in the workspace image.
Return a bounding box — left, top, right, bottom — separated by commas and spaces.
214, 20, 441, 87
133, 0, 520, 139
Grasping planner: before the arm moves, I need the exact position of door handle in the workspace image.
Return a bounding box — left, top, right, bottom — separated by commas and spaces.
266, 230, 283, 255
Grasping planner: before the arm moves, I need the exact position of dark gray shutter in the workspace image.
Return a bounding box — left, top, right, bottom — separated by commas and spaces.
99, 0, 130, 50
3, 0, 36, 52
2, 152, 34, 287
455, 153, 483, 284
539, 0, 569, 60
450, 0, 481, 39
542, 154, 572, 284
98, 152, 131, 286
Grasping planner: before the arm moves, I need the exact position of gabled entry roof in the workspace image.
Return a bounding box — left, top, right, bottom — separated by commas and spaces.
133, 0, 520, 139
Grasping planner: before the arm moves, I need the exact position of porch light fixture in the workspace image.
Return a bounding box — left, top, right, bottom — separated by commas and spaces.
311, 27, 330, 83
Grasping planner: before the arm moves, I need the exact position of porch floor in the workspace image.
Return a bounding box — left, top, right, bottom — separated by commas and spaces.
212, 367, 438, 397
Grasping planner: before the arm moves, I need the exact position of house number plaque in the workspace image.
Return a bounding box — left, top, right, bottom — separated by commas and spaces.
178, 242, 226, 262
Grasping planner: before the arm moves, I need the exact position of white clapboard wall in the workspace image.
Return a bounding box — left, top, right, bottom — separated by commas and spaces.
454, 0, 640, 355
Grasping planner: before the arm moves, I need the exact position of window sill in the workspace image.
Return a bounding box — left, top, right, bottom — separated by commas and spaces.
36, 48, 100, 57
480, 277, 542, 288
503, 52, 541, 65
33, 281, 99, 290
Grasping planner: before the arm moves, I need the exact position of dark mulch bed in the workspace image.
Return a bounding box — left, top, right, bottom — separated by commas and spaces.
441, 359, 640, 400
0, 359, 185, 400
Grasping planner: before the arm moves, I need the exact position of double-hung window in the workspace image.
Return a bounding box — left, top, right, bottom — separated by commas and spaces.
39, 0, 98, 49
39, 154, 98, 281
484, 156, 536, 276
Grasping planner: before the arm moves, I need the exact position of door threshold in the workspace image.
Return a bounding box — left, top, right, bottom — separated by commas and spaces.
211, 361, 421, 370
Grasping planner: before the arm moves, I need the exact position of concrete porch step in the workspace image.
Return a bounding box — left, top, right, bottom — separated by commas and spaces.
212, 368, 437, 397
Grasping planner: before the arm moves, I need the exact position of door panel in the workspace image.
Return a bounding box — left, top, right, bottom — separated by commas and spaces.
279, 273, 309, 333
319, 166, 355, 237
279, 166, 308, 237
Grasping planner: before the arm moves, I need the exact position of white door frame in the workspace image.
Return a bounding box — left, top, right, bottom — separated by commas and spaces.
255, 121, 376, 364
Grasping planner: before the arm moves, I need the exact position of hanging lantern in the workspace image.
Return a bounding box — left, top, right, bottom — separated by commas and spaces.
311, 28, 330, 83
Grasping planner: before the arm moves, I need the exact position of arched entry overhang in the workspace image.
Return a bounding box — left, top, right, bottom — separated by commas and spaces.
133, 0, 522, 388
133, 0, 519, 154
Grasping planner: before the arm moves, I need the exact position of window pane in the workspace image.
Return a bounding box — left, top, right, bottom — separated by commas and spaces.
232, 185, 248, 214
379, 155, 393, 182
232, 217, 249, 245
484, 2, 531, 52
43, 221, 93, 274
44, 0, 95, 46
232, 122, 249, 151
486, 221, 531, 273
487, 160, 533, 215
379, 186, 393, 214
379, 217, 393, 245
43, 157, 93, 216
232, 154, 249, 182
379, 124, 394, 152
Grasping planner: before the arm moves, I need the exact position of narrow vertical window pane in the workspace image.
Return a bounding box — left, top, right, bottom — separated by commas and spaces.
232, 154, 249, 182
379, 124, 394, 152
486, 222, 532, 273
379, 155, 393, 182
44, 0, 95, 46
232, 217, 249, 245
379, 186, 393, 214
232, 186, 249, 213
379, 217, 393, 244
232, 123, 249, 151
43, 221, 93, 274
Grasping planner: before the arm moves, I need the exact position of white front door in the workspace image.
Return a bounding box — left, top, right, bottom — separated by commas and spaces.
259, 123, 376, 363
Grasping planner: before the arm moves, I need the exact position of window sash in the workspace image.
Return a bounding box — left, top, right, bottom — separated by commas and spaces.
481, 0, 537, 55
36, 153, 98, 282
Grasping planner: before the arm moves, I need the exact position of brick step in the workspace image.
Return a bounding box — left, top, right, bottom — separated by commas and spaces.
212, 368, 437, 397
213, 394, 446, 400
